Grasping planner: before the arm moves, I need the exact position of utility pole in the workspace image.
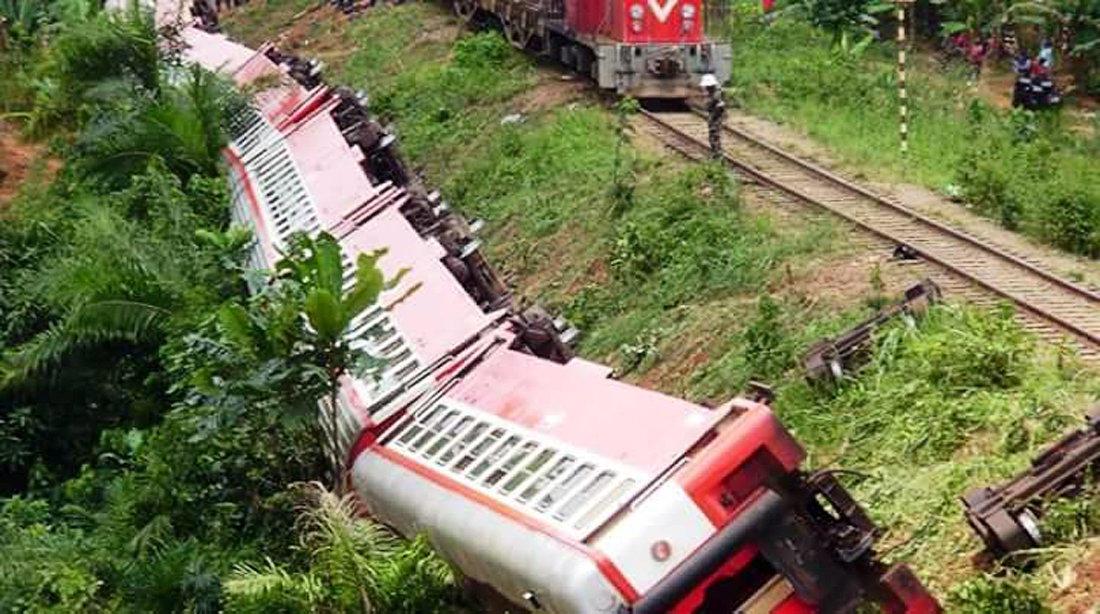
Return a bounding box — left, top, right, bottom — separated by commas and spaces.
896, 0, 913, 156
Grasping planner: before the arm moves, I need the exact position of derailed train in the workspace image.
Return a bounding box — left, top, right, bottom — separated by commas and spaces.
190, 0, 731, 97
170, 9, 941, 614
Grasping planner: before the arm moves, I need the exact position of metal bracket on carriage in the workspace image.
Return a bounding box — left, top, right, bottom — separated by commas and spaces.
508, 305, 579, 365
189, 0, 221, 32
962, 405, 1100, 558
801, 279, 941, 385
784, 472, 942, 613
263, 48, 325, 89
437, 210, 512, 311
328, 88, 407, 185
745, 380, 775, 405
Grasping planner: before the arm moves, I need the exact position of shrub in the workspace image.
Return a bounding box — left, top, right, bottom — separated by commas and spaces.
1038, 188, 1100, 257
947, 575, 1049, 614
452, 31, 511, 69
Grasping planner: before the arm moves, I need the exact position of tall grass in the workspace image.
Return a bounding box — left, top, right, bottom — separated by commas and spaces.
729, 2, 1100, 257
776, 304, 1100, 590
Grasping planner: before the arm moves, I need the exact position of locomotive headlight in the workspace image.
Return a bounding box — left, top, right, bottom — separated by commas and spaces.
681, 3, 696, 18
629, 3, 644, 19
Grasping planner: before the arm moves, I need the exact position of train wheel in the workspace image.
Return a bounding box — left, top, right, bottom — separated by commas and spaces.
505, 21, 532, 50
452, 0, 476, 22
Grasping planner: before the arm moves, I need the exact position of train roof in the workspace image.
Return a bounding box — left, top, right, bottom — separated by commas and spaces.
341, 206, 496, 371
448, 344, 726, 476
180, 27, 258, 76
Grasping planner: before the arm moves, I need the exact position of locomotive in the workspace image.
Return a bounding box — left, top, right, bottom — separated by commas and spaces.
165, 4, 940, 613
452, 0, 732, 98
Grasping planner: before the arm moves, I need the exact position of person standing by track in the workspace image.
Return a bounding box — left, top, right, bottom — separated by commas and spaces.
701, 73, 726, 160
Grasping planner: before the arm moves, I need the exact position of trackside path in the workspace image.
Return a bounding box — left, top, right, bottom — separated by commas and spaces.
641, 109, 1100, 360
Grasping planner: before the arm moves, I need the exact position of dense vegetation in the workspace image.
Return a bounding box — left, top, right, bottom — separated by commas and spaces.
728, 0, 1100, 258
0, 6, 460, 612
1, 0, 1098, 610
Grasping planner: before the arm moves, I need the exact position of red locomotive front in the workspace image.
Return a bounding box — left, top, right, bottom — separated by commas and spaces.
554, 0, 729, 97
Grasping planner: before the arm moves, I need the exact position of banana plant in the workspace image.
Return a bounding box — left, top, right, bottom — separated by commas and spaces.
1015, 1, 1100, 82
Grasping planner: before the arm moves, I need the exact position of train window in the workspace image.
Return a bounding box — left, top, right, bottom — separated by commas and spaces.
574, 478, 636, 531
484, 442, 538, 488
439, 421, 489, 466
395, 404, 444, 446
501, 449, 555, 495
392, 360, 419, 383
519, 456, 575, 504
424, 416, 473, 459
539, 464, 594, 513
410, 409, 459, 452
465, 432, 515, 477
555, 470, 614, 521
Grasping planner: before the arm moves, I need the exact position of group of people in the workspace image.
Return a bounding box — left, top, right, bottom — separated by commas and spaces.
1012, 41, 1062, 110
949, 31, 1062, 110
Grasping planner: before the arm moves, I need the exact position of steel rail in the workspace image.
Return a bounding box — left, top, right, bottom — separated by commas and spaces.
638, 108, 1100, 351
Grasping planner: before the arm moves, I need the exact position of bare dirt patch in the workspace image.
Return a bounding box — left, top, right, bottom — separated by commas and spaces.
0, 121, 53, 211
509, 74, 590, 115
1053, 547, 1100, 614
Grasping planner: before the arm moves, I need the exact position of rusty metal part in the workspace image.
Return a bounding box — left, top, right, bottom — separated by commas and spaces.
765, 471, 942, 613
802, 279, 941, 384
638, 108, 1100, 359
962, 405, 1100, 557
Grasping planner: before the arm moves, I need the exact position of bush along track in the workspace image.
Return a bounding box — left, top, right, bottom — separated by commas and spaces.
0, 6, 464, 612
727, 1, 1100, 261
214, 0, 1100, 607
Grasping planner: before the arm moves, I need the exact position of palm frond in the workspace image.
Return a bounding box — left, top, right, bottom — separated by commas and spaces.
223, 558, 323, 612
1, 300, 169, 389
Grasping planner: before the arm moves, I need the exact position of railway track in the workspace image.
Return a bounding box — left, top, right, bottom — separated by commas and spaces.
640, 108, 1100, 359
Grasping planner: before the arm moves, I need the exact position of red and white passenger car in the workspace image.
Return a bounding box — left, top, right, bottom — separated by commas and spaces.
172, 15, 941, 614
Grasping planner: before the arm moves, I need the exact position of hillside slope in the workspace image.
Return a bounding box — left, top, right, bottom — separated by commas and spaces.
220, 2, 1100, 609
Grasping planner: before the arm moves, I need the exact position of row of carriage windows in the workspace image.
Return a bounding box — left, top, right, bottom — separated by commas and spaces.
230, 104, 638, 535
229, 109, 421, 393
391, 403, 636, 532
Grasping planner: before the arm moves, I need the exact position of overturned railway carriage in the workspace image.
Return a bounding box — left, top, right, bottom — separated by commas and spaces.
174, 19, 937, 614
452, 0, 730, 98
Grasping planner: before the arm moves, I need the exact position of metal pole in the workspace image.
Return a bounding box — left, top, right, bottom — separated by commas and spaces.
896, 0, 911, 156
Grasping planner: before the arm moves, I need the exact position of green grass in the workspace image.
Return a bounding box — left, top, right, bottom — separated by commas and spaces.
218, 0, 318, 48
727, 2, 1100, 257
773, 304, 1099, 590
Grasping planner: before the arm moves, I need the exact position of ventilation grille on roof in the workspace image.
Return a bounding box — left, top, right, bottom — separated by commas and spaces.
385, 399, 643, 538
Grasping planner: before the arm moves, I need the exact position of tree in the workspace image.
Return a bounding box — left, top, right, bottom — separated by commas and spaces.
782, 0, 892, 48
218, 232, 406, 490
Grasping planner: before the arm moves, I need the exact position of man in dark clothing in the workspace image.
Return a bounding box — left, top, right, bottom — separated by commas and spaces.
701, 73, 725, 159
1012, 51, 1032, 108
